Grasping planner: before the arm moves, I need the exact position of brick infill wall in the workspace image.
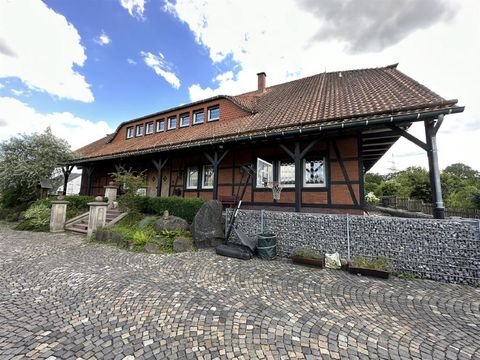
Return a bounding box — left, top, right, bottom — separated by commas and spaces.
228, 209, 480, 286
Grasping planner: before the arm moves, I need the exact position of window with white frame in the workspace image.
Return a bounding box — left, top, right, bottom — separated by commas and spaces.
207, 106, 220, 121
167, 116, 176, 130
202, 165, 214, 189
304, 158, 326, 186
145, 122, 154, 134
179, 113, 190, 127
135, 124, 144, 137
156, 119, 165, 132
278, 160, 295, 187
256, 158, 273, 187
186, 167, 198, 189
193, 110, 204, 125
126, 127, 134, 139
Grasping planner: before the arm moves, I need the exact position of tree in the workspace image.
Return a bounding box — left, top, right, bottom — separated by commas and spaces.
0, 128, 74, 207
390, 167, 431, 202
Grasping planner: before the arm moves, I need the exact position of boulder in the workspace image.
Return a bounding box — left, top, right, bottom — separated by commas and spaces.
173, 236, 193, 253
191, 200, 224, 248
111, 232, 123, 245
144, 242, 159, 253
95, 229, 110, 242
155, 215, 189, 232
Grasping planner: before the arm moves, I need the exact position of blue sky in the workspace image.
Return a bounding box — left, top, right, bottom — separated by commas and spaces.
0, 0, 479, 173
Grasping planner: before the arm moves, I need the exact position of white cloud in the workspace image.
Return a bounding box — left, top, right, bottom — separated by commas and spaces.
0, 83, 4, 89
120, 0, 146, 20
127, 58, 137, 65
0, 0, 94, 102
94, 30, 111, 46
140, 51, 181, 89
165, 0, 480, 172
10, 89, 24, 96
0, 97, 112, 151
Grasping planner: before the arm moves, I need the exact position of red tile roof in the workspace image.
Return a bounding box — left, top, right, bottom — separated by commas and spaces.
75, 64, 462, 162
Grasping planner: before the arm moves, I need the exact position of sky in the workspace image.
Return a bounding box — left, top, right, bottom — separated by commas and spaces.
0, 0, 479, 174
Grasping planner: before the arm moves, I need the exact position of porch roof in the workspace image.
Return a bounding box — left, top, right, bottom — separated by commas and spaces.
74, 64, 463, 164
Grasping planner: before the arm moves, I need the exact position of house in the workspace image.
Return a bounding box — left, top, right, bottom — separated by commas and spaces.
56, 172, 82, 195
71, 64, 464, 218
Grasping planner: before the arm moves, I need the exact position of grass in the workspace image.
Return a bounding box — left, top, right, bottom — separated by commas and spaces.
350, 256, 390, 272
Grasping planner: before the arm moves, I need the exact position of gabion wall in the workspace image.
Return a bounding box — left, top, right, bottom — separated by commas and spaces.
228, 209, 480, 286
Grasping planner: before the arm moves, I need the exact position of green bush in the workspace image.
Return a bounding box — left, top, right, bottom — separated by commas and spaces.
118, 196, 204, 223
14, 201, 50, 231
351, 256, 390, 271
292, 247, 324, 259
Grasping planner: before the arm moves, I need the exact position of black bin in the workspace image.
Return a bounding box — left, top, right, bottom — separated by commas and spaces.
257, 233, 277, 260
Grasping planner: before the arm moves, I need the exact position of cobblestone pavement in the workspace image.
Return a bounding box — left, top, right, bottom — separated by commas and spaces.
0, 225, 479, 360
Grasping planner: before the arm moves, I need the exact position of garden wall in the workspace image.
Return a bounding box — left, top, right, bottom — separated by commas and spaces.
228, 209, 480, 286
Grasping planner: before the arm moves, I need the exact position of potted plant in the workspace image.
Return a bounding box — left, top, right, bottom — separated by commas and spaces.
348, 256, 390, 279
291, 247, 324, 267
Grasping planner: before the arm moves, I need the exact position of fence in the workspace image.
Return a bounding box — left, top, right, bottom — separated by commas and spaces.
228, 209, 480, 286
380, 196, 480, 219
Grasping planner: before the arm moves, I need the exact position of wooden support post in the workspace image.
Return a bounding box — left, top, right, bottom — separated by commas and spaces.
152, 158, 168, 197
425, 116, 445, 219
61, 165, 74, 196
84, 166, 94, 196
204, 149, 229, 200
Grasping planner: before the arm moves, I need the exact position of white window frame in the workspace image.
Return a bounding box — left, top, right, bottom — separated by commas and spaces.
186, 167, 198, 189
193, 110, 204, 125
135, 124, 144, 137
145, 122, 154, 135
202, 165, 214, 189
278, 160, 295, 188
126, 127, 134, 139
303, 157, 326, 187
179, 113, 190, 127
167, 116, 176, 130
156, 119, 165, 132
256, 158, 273, 188
207, 106, 220, 122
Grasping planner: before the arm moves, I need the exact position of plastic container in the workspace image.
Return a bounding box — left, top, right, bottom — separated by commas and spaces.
256, 233, 277, 260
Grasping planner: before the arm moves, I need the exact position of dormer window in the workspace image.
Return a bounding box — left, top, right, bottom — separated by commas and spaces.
179, 113, 190, 127
145, 122, 154, 135
208, 106, 220, 122
193, 110, 204, 125
135, 124, 144, 137
167, 116, 176, 130
126, 127, 134, 139
156, 119, 165, 132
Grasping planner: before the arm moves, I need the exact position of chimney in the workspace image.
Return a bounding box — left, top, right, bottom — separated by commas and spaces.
257, 72, 266, 92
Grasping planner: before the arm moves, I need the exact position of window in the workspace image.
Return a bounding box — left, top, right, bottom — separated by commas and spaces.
202, 165, 214, 189
186, 167, 198, 189
135, 124, 144, 137
256, 158, 273, 187
193, 110, 204, 125
208, 106, 220, 121
304, 158, 326, 187
179, 113, 190, 127
145, 122, 154, 135
126, 127, 134, 139
167, 116, 176, 130
156, 119, 165, 132
278, 161, 295, 187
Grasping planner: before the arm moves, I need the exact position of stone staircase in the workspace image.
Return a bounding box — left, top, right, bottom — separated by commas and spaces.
65, 209, 127, 234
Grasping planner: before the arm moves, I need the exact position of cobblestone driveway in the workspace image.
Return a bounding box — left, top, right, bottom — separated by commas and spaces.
0, 225, 479, 360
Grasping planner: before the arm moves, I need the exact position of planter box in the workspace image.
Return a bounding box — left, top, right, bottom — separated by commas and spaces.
348, 267, 390, 279
292, 256, 324, 268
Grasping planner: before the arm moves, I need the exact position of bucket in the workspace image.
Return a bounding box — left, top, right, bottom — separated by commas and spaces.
257, 233, 277, 260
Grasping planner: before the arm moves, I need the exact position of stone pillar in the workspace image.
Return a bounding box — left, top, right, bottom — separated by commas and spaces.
50, 199, 69, 232
87, 196, 108, 239
104, 182, 118, 207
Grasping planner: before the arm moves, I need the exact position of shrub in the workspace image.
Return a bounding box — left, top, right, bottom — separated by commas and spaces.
292, 247, 323, 260
15, 201, 50, 231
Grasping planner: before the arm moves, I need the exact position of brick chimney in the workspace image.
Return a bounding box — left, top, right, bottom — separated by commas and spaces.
257, 72, 266, 92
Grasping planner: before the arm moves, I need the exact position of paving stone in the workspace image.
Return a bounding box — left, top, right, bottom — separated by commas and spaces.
0, 224, 479, 359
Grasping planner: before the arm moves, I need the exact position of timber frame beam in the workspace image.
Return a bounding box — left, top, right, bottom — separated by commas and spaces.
204, 149, 230, 200
61, 165, 74, 196
152, 158, 168, 197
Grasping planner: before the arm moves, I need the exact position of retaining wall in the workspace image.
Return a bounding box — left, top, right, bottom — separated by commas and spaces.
228, 209, 480, 286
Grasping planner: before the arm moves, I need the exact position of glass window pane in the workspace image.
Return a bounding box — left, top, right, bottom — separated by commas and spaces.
156, 120, 165, 132
168, 117, 176, 129
186, 167, 198, 189
304, 159, 325, 186
256, 158, 273, 187
193, 111, 204, 124
203, 165, 214, 188
208, 106, 220, 121
279, 161, 295, 187
180, 114, 190, 127
146, 122, 153, 134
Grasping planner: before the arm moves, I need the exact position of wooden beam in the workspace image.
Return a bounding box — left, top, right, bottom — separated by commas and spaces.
332, 140, 358, 206
152, 158, 168, 197
386, 125, 428, 151
204, 149, 229, 200
61, 165, 74, 196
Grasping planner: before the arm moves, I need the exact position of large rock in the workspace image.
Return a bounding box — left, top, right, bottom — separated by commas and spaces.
173, 236, 193, 253
191, 200, 224, 248
155, 215, 189, 232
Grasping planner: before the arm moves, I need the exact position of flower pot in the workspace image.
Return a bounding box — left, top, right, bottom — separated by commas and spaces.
348, 267, 390, 279
292, 256, 324, 268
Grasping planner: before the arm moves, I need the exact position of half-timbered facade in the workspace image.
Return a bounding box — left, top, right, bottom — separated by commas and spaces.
72, 65, 464, 217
